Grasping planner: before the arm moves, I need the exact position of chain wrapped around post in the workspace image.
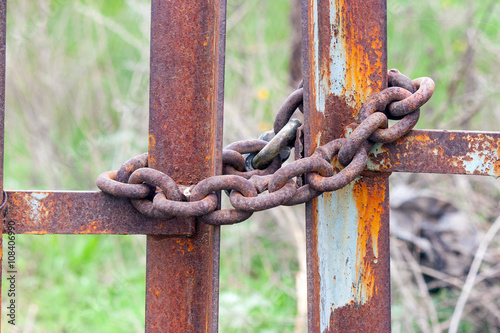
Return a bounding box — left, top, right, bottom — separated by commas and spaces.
96, 69, 435, 225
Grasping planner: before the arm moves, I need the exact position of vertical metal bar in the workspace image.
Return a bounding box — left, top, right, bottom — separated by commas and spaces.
146, 1, 226, 332
302, 1, 390, 331
0, 1, 6, 330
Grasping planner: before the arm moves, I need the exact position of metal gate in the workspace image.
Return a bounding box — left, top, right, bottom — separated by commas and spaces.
1, 1, 499, 332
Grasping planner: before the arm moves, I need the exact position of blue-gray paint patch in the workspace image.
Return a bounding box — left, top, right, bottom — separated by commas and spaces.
317, 183, 359, 332
31, 192, 49, 200
312, 0, 324, 113
461, 136, 498, 177
26, 193, 49, 224
326, 0, 346, 98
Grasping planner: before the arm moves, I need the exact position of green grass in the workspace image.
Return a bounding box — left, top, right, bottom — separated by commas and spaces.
6, 235, 146, 332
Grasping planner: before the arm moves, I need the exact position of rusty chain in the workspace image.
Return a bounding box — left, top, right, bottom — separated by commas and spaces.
96, 69, 435, 225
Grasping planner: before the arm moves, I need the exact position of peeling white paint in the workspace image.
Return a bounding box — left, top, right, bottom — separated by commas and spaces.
461, 151, 490, 174
313, 1, 324, 113
460, 136, 499, 176
327, 0, 346, 98
370, 143, 385, 157
366, 158, 385, 170
31, 192, 49, 200
366, 143, 388, 170
314, 0, 351, 114
25, 193, 49, 224
317, 181, 380, 332
317, 183, 358, 332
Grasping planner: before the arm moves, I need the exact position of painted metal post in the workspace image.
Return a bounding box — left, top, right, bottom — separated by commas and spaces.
146, 1, 226, 332
302, 1, 391, 331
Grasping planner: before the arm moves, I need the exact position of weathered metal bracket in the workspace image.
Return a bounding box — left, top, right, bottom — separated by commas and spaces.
3, 191, 195, 235
7, 127, 500, 237
368, 130, 500, 177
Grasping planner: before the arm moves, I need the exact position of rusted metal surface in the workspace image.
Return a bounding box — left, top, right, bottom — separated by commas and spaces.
360, 73, 434, 144
223, 140, 282, 178
274, 88, 304, 133
97, 170, 153, 199
387, 75, 435, 118
339, 71, 433, 164
3, 191, 194, 235
8, 136, 479, 239
307, 142, 369, 192
367, 130, 500, 177
338, 113, 387, 165
302, 0, 391, 331
192, 175, 256, 225
98, 72, 431, 226
1, 0, 494, 330
222, 150, 245, 172
145, 0, 225, 331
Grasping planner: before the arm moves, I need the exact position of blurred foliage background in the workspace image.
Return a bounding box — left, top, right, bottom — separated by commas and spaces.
1, 0, 500, 332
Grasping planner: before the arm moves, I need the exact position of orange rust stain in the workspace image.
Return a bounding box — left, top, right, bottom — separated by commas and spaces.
148, 135, 157, 166
76, 221, 110, 234
432, 146, 445, 157
495, 161, 500, 178
25, 231, 48, 235
492, 144, 500, 176
148, 134, 156, 148
12, 196, 22, 205
176, 238, 194, 254
342, 11, 384, 107
408, 132, 431, 143
176, 239, 186, 255
353, 180, 385, 302
186, 238, 194, 252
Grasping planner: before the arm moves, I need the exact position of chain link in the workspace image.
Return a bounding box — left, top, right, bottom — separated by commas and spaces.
96, 70, 435, 225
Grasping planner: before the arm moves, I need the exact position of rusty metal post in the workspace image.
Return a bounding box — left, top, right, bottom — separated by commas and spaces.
146, 1, 226, 332
302, 1, 390, 331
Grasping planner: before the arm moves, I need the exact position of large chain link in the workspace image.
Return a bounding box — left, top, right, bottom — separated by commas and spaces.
96, 69, 435, 225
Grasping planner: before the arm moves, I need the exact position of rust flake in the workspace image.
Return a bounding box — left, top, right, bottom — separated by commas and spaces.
353, 180, 385, 303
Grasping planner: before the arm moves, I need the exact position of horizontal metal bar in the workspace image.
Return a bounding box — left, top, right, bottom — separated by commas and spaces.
3, 191, 195, 235
367, 129, 500, 177
6, 129, 497, 236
